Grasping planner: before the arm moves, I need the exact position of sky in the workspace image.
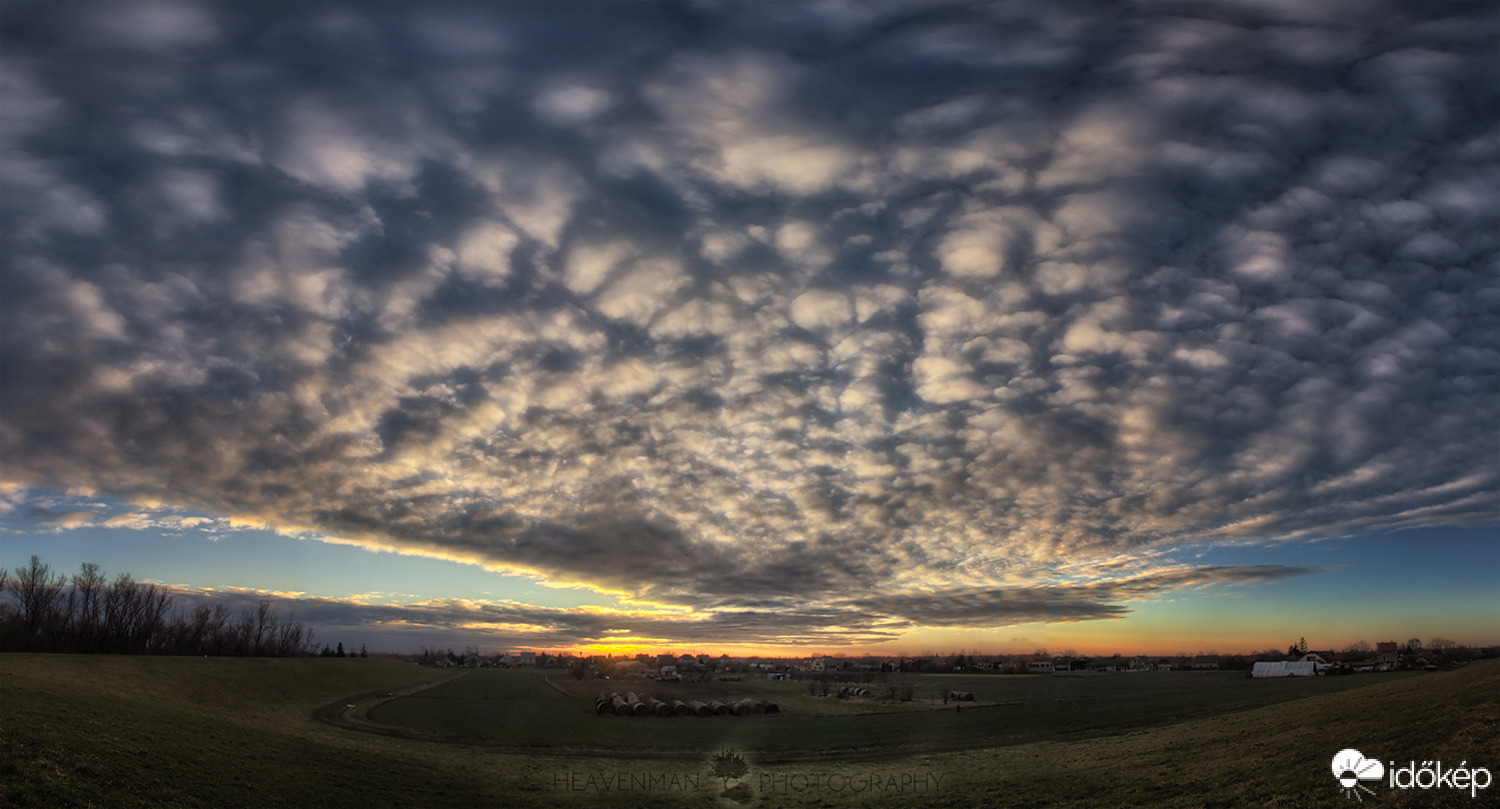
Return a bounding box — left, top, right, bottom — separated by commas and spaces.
2, 0, 1497, 657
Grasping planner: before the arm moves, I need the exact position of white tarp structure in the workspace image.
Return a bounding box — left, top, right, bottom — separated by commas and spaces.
1252, 661, 1317, 678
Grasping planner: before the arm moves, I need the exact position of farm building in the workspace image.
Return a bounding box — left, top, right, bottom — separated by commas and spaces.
1251, 661, 1317, 677
609, 660, 649, 677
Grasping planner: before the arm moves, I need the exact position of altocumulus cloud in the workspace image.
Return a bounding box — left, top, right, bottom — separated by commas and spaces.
2, 1, 1498, 643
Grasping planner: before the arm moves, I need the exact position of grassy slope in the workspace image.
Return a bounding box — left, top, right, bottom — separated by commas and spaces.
913, 661, 1500, 809
0, 655, 524, 808
3, 655, 1496, 808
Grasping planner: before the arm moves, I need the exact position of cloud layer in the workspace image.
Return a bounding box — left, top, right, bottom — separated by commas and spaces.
3, 1, 1497, 643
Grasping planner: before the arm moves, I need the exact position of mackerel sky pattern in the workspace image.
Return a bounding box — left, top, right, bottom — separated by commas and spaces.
2, 1, 1497, 641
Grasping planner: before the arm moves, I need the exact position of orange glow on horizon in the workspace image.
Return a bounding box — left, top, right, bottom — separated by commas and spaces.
572, 642, 657, 657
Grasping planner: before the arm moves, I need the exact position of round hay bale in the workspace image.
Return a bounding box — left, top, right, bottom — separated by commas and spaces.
672, 700, 691, 716
732, 698, 754, 716
752, 699, 768, 714
611, 695, 630, 715
595, 698, 613, 715
709, 700, 730, 716
651, 699, 672, 717
688, 700, 711, 717
763, 701, 779, 714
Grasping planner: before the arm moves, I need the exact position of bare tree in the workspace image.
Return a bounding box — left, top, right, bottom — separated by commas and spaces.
71, 563, 107, 652
101, 573, 134, 652
0, 556, 316, 657
250, 601, 278, 655
232, 607, 257, 655
274, 613, 314, 656
6, 556, 66, 649
202, 603, 233, 655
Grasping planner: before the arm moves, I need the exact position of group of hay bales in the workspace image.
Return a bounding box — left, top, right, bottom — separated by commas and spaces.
594, 692, 778, 717
948, 690, 976, 702
837, 686, 872, 698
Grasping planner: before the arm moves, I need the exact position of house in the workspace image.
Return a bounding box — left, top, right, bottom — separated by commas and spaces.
1189, 655, 1221, 670
1401, 653, 1431, 670
810, 658, 827, 672
1027, 660, 1055, 673
1128, 657, 1155, 672
1375, 642, 1400, 670
517, 651, 537, 667
1087, 657, 1122, 672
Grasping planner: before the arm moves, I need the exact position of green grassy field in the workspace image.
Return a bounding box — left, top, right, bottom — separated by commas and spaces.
3, 654, 1496, 808
364, 668, 1426, 756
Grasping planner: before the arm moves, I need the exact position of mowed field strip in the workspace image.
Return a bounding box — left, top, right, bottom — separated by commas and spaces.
3, 655, 1496, 808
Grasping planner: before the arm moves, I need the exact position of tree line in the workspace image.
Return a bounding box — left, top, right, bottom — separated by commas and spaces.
0, 555, 317, 656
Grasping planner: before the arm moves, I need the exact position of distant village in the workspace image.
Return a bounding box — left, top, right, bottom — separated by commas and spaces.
409, 638, 1499, 679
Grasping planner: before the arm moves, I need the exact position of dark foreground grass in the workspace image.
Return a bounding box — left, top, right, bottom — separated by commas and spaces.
920, 660, 1500, 809
0, 655, 515, 808
3, 654, 1496, 808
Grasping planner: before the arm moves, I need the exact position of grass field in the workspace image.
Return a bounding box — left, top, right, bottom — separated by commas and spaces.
3, 654, 1497, 808
363, 668, 1429, 756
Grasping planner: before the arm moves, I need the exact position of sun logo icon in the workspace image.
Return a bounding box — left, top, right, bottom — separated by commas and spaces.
1332, 748, 1385, 801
